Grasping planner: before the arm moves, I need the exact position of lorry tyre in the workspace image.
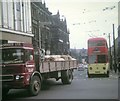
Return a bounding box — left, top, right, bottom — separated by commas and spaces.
29, 76, 41, 96
61, 70, 73, 84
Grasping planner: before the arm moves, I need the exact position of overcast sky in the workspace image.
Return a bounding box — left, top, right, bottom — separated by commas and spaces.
45, 0, 118, 49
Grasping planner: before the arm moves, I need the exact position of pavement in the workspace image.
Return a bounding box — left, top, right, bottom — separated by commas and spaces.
109, 70, 119, 78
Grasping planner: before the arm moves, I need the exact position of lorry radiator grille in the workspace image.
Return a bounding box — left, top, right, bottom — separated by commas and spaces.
0, 75, 14, 81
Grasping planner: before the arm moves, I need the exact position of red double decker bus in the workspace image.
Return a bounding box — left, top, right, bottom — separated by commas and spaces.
87, 37, 109, 77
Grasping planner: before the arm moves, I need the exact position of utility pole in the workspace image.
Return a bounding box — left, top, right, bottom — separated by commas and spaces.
113, 24, 117, 73
108, 33, 112, 70
103, 33, 112, 70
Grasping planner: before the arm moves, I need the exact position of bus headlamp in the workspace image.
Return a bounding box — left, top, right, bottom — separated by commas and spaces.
103, 67, 106, 70
90, 67, 92, 70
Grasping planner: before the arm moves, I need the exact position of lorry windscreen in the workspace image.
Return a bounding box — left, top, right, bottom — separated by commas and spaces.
1, 48, 25, 64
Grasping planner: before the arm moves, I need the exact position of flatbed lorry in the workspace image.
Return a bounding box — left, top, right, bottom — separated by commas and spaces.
0, 43, 77, 96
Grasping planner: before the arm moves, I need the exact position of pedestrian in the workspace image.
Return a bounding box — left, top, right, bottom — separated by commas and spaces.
118, 57, 120, 78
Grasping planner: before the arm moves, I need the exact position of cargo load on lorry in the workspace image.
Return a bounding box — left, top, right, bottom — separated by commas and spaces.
1, 43, 77, 96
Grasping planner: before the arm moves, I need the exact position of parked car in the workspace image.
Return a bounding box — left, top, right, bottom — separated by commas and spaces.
78, 64, 84, 71
84, 64, 88, 69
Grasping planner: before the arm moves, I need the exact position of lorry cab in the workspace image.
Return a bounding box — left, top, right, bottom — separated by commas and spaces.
1, 43, 38, 93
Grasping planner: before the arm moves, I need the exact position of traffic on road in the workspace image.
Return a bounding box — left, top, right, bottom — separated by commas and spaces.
2, 68, 118, 100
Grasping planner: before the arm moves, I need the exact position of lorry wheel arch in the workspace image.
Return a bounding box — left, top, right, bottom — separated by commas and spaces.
30, 71, 42, 82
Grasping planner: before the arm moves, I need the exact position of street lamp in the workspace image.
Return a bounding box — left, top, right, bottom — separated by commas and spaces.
112, 24, 117, 72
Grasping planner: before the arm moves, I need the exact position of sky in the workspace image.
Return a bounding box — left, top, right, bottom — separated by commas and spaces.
45, 0, 118, 49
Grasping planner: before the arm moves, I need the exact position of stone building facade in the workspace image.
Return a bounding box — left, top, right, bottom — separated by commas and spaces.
0, 0, 33, 44
31, 2, 70, 55
31, 1, 52, 51
118, 2, 120, 61
0, 0, 70, 55
50, 11, 70, 55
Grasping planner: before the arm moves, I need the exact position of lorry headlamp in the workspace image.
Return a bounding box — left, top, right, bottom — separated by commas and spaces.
16, 75, 20, 80
15, 75, 24, 80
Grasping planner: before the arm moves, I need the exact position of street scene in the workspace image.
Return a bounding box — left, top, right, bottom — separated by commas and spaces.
0, 0, 120, 101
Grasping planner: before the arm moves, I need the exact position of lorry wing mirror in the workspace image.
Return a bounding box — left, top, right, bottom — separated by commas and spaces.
40, 49, 45, 61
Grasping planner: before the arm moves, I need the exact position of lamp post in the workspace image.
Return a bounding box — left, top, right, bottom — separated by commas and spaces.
108, 33, 112, 70
103, 33, 112, 70
113, 24, 117, 73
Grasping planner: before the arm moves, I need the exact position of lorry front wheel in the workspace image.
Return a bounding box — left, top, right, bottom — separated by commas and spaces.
29, 76, 41, 96
61, 70, 73, 84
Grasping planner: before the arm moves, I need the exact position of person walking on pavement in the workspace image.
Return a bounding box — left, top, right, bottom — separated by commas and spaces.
117, 56, 120, 78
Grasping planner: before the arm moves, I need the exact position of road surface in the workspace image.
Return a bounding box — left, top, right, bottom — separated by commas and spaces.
2, 69, 119, 100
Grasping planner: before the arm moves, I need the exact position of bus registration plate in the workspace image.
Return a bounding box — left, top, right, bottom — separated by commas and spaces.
95, 71, 100, 73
